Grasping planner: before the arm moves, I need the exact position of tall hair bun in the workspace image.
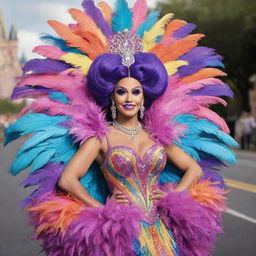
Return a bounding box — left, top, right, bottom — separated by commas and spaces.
87, 52, 168, 109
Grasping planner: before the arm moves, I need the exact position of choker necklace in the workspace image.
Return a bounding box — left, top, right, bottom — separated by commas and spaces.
112, 120, 142, 140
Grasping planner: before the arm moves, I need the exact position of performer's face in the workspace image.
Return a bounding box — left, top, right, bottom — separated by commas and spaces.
113, 77, 144, 119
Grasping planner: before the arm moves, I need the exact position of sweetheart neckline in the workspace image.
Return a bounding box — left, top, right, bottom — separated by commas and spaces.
100, 143, 163, 169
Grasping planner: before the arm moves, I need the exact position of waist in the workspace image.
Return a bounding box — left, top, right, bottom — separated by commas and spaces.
103, 170, 160, 223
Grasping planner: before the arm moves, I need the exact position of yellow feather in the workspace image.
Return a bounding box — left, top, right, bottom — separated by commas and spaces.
60, 53, 92, 75
164, 60, 188, 76
142, 13, 174, 52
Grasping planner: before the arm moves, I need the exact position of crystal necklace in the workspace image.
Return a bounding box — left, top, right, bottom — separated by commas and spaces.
112, 120, 142, 140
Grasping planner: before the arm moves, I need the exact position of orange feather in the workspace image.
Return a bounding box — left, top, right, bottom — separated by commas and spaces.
189, 180, 228, 210
150, 34, 205, 63
97, 1, 113, 25
48, 20, 105, 59
27, 193, 84, 235
163, 19, 187, 40
180, 68, 227, 84
68, 8, 107, 45
150, 43, 193, 63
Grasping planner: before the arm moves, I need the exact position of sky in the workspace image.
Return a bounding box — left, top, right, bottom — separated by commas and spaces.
0, 0, 159, 60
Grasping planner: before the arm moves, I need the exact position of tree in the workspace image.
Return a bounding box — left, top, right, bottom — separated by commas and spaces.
157, 0, 256, 115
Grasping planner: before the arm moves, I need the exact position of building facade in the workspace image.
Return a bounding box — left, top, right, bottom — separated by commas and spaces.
0, 10, 21, 100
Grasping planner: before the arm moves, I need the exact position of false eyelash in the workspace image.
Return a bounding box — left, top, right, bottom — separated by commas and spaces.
116, 89, 126, 95
132, 89, 142, 95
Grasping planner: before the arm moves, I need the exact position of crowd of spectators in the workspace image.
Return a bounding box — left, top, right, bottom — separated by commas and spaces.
235, 112, 256, 150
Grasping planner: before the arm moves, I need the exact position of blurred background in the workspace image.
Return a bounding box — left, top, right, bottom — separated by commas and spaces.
0, 0, 255, 255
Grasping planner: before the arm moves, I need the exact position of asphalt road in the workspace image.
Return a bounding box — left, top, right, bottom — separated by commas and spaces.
1, 139, 255, 256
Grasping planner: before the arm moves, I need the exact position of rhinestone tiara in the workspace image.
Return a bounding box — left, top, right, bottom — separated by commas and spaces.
109, 29, 143, 68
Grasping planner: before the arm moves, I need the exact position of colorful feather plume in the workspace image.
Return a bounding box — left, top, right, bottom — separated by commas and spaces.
142, 13, 174, 51
112, 0, 133, 32
4, 0, 238, 255
131, 0, 147, 32
97, 1, 113, 25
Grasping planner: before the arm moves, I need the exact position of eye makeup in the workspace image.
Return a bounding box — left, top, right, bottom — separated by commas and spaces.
116, 88, 126, 95
115, 86, 142, 96
132, 88, 142, 95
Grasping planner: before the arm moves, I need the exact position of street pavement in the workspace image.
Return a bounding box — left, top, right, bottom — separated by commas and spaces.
0, 139, 255, 256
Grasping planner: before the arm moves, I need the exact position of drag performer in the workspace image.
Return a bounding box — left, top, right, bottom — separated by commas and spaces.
4, 0, 238, 255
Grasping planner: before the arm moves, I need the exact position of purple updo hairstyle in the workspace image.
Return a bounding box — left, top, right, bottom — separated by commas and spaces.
87, 52, 168, 111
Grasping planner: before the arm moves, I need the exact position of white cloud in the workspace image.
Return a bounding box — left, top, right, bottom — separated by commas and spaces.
17, 30, 42, 60
15, 0, 159, 60
36, 2, 82, 25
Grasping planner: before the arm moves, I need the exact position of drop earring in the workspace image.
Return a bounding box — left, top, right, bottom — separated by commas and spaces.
111, 100, 117, 120
140, 101, 145, 119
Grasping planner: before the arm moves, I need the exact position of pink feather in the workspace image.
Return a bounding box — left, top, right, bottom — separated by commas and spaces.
17, 70, 84, 96
193, 95, 227, 107
33, 45, 65, 59
18, 98, 69, 117
193, 107, 230, 133
131, 0, 147, 32
175, 78, 225, 94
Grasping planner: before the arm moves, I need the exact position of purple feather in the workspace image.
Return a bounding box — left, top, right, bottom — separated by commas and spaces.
201, 168, 226, 189
181, 46, 221, 59
19, 162, 64, 209
23, 59, 71, 74
189, 84, 234, 97
173, 23, 196, 38
82, 0, 113, 37
157, 190, 223, 256
178, 47, 224, 77
11, 86, 52, 100
199, 159, 226, 188
29, 198, 144, 256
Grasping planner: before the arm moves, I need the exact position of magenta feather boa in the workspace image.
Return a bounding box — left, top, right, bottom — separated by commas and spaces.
157, 189, 223, 256
28, 197, 144, 256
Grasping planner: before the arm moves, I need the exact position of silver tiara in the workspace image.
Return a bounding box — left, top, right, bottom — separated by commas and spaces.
109, 29, 143, 68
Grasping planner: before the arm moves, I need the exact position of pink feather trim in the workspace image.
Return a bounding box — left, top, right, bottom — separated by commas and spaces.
33, 45, 65, 59
157, 186, 224, 256
131, 0, 147, 32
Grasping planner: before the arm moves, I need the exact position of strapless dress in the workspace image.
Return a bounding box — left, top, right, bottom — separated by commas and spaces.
100, 143, 179, 256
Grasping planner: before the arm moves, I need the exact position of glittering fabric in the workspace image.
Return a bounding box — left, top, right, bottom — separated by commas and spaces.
101, 143, 179, 255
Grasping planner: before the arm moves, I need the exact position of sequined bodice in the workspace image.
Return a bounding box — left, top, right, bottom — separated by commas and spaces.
100, 143, 166, 223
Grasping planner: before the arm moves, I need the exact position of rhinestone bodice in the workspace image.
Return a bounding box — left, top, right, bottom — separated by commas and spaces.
100, 143, 166, 223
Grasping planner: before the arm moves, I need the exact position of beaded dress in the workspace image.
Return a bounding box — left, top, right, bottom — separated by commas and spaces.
101, 135, 179, 255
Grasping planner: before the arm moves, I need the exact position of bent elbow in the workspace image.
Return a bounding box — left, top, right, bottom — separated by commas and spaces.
57, 176, 71, 191
196, 166, 203, 180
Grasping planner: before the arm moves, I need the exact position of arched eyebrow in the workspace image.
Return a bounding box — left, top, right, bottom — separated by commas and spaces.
116, 85, 142, 91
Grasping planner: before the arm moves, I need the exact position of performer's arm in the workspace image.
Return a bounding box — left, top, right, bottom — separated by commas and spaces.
164, 144, 203, 192
58, 137, 104, 207
150, 145, 203, 201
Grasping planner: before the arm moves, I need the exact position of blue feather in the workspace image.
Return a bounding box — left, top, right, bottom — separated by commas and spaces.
40, 34, 84, 54
80, 161, 110, 204
173, 114, 238, 164
159, 161, 182, 185
4, 113, 68, 145
31, 149, 55, 171
5, 112, 109, 203
136, 11, 160, 38
112, 0, 133, 32
49, 92, 69, 104
10, 147, 44, 175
